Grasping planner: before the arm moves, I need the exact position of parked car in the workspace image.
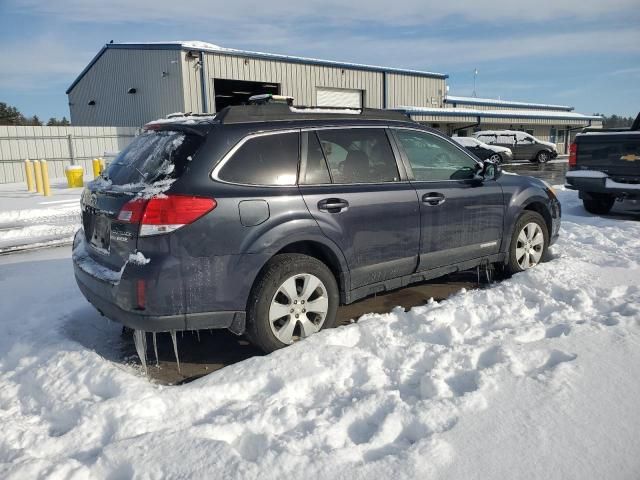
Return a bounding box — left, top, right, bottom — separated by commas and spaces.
452, 136, 513, 163
73, 102, 561, 353
474, 130, 558, 163
565, 112, 640, 214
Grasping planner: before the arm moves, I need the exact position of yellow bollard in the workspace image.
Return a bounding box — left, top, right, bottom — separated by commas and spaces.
24, 159, 36, 192
34, 160, 44, 194
41, 160, 51, 196
92, 158, 101, 179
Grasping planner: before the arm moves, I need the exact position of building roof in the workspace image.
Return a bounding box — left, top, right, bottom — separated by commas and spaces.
66, 41, 448, 94
399, 106, 602, 122
444, 95, 574, 112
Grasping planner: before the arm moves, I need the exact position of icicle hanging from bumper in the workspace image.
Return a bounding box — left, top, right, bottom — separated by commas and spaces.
170, 330, 181, 374
133, 330, 148, 373
152, 332, 159, 368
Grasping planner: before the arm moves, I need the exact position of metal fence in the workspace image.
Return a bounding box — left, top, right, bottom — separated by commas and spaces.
0, 126, 139, 184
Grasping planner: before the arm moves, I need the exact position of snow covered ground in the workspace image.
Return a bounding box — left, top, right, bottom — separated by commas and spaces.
0, 180, 82, 252
0, 187, 639, 479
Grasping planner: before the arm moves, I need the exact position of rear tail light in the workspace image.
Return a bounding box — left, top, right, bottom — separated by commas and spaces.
136, 279, 146, 310
118, 194, 216, 236
568, 142, 577, 167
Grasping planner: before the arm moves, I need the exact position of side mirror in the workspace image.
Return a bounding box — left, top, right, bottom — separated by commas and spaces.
482, 159, 502, 180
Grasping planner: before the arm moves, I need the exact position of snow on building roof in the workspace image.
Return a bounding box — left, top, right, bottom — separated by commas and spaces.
445, 95, 574, 112
399, 106, 602, 122
67, 41, 447, 93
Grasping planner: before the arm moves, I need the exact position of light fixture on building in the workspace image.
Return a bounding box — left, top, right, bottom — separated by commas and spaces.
186, 50, 198, 59
127, 88, 137, 94
88, 100, 96, 106
162, 71, 168, 78
244, 59, 249, 66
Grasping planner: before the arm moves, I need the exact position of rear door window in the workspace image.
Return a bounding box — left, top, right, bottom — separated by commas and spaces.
316, 128, 399, 183
218, 132, 299, 185
105, 130, 203, 186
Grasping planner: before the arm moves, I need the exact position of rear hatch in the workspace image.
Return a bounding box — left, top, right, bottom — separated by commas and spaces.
81, 128, 206, 271
575, 131, 640, 181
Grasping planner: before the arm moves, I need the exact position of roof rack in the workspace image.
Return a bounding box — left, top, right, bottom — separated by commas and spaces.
217, 103, 411, 124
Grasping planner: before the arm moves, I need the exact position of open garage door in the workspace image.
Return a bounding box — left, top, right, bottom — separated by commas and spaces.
214, 79, 279, 111
316, 87, 362, 108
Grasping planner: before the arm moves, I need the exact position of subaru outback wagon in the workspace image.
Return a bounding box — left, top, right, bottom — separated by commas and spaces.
73, 102, 561, 353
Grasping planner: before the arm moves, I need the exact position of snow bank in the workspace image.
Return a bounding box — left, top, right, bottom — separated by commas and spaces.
0, 189, 639, 479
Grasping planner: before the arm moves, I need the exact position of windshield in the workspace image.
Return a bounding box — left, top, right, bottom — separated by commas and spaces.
104, 130, 203, 185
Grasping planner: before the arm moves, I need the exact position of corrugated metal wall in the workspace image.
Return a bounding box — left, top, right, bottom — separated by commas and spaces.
385, 73, 446, 109
193, 52, 385, 112
181, 50, 203, 113
69, 49, 185, 126
0, 126, 137, 183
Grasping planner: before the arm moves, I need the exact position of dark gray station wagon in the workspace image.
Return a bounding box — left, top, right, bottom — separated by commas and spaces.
73, 103, 561, 352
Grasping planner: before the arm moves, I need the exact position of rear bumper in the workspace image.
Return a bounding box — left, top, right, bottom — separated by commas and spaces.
72, 231, 251, 333
74, 263, 246, 332
565, 171, 640, 197
74, 265, 246, 334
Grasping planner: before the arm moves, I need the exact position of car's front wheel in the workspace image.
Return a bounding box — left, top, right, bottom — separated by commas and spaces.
536, 150, 550, 163
506, 211, 549, 274
247, 253, 339, 353
488, 153, 503, 164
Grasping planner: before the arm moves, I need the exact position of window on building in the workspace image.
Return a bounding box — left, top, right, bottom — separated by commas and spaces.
550, 127, 557, 143
316, 128, 399, 183
394, 129, 478, 181
218, 132, 299, 185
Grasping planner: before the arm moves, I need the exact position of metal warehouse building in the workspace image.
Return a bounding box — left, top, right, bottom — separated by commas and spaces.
67, 41, 601, 152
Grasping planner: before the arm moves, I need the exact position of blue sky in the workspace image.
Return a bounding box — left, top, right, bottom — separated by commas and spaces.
2, 0, 639, 120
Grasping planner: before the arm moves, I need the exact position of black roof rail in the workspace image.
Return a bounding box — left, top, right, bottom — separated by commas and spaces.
632, 112, 640, 131
219, 103, 412, 124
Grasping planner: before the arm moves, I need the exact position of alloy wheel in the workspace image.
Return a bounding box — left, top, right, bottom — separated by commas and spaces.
516, 222, 544, 269
268, 273, 329, 344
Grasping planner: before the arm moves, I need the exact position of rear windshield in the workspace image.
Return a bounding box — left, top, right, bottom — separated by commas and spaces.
104, 130, 203, 185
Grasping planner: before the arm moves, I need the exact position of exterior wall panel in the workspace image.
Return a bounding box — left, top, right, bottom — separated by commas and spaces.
201, 52, 384, 111
385, 73, 446, 109
69, 49, 185, 126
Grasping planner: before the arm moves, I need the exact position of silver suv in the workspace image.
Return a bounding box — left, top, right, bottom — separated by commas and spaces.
474, 130, 558, 163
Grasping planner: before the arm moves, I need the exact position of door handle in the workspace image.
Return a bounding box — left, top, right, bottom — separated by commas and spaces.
318, 198, 349, 213
422, 192, 446, 206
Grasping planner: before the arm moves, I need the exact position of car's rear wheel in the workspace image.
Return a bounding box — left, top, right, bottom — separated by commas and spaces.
536, 150, 550, 163
506, 211, 549, 274
488, 153, 503, 163
247, 253, 339, 353
583, 193, 615, 215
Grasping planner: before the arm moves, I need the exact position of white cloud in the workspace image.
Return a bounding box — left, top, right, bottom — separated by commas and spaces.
8, 0, 640, 25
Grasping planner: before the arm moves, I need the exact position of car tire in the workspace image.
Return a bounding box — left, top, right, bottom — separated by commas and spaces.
246, 253, 339, 353
506, 211, 549, 275
583, 193, 615, 215
536, 150, 550, 163
488, 153, 503, 164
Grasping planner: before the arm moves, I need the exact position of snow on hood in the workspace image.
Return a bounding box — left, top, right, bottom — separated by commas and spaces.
484, 144, 512, 154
